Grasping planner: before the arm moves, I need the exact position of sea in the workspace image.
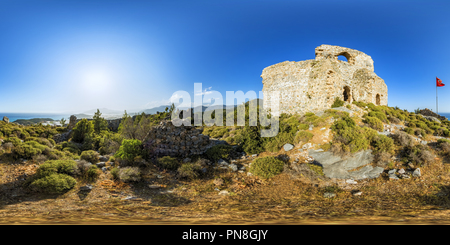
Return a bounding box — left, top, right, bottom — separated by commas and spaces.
0, 113, 71, 123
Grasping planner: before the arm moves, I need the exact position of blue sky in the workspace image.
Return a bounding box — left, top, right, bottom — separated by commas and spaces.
1, 0, 450, 114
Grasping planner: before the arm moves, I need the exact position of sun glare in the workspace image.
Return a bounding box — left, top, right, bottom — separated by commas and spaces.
82, 70, 110, 92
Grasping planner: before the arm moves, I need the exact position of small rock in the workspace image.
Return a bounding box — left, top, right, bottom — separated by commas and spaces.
2, 116, 9, 123
218, 159, 229, 165
400, 174, 410, 179
99, 155, 108, 162
101, 166, 107, 172
351, 190, 362, 196
408, 162, 414, 169
283, 143, 294, 151
229, 164, 238, 171
96, 162, 106, 168
323, 192, 336, 198
218, 190, 229, 196
239, 166, 246, 170
214, 188, 220, 191
238, 170, 244, 173
148, 184, 162, 189
420, 140, 427, 145
309, 125, 313, 131
183, 157, 191, 163
388, 169, 397, 175
156, 174, 164, 179
389, 174, 399, 180
413, 168, 421, 177
346, 179, 357, 184
320, 127, 326, 131
251, 154, 258, 157
214, 178, 224, 186
302, 143, 312, 149
201, 168, 207, 173
398, 168, 405, 174
79, 184, 93, 191
247, 172, 253, 177
122, 196, 139, 201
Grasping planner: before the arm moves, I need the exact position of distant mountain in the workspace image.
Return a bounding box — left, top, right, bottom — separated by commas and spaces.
82, 108, 124, 115
138, 105, 171, 115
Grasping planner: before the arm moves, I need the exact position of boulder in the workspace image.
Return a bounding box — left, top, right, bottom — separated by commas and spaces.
2, 116, 9, 123
283, 143, 294, 152
308, 149, 383, 180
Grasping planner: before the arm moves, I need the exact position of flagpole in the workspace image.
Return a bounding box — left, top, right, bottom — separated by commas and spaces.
437, 80, 438, 114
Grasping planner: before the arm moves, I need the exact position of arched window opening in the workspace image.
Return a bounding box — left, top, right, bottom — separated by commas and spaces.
376, 94, 381, 105
343, 86, 351, 102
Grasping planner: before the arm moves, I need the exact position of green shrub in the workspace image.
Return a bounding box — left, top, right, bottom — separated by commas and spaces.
249, 156, 285, 179
157, 156, 180, 170
177, 162, 203, 180
205, 144, 233, 162
331, 97, 344, 108
371, 134, 394, 154
294, 130, 314, 144
13, 143, 43, 159
85, 165, 100, 182
391, 131, 414, 147
320, 143, 331, 151
298, 123, 309, 130
72, 119, 94, 143
363, 116, 383, 132
118, 167, 141, 182
240, 126, 265, 154
4, 136, 22, 146
404, 127, 415, 135
35, 160, 77, 179
110, 167, 120, 180
264, 131, 295, 152
80, 150, 100, 163
114, 139, 142, 162
368, 111, 387, 123
30, 173, 76, 194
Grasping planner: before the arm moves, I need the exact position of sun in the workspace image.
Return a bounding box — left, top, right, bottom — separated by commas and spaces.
82, 70, 110, 92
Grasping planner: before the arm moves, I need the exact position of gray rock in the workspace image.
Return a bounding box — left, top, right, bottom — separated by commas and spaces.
183, 157, 191, 163
420, 140, 427, 145
251, 154, 258, 157
101, 166, 107, 172
218, 159, 229, 165
423, 116, 441, 124
247, 172, 253, 177
413, 168, 421, 177
99, 155, 108, 162
79, 184, 93, 191
323, 192, 336, 198
218, 190, 229, 196
96, 162, 106, 168
308, 149, 379, 180
398, 168, 405, 174
389, 174, 399, 180
302, 143, 312, 149
283, 143, 294, 152
309, 125, 313, 131
2, 116, 9, 123
388, 169, 397, 175
320, 127, 326, 131
351, 190, 362, 196
229, 164, 238, 171
346, 179, 357, 184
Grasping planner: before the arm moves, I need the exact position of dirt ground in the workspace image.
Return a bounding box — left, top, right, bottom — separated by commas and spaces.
2, 151, 450, 225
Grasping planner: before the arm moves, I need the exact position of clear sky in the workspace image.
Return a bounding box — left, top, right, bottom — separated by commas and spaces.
1, 0, 450, 114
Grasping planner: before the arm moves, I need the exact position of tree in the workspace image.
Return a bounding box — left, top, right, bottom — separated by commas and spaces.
72, 119, 94, 143
92, 109, 108, 134
60, 118, 66, 127
169, 103, 175, 114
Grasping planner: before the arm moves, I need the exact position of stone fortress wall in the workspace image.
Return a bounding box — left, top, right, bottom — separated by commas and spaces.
261, 44, 388, 115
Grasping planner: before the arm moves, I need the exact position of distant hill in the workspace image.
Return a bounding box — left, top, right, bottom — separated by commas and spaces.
138, 105, 171, 115
82, 108, 124, 115
13, 118, 54, 125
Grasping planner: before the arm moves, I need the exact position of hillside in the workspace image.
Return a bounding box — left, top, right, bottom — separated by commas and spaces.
2, 100, 450, 224
13, 118, 54, 126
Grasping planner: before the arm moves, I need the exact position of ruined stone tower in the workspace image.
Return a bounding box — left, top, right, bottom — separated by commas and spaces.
261, 45, 388, 115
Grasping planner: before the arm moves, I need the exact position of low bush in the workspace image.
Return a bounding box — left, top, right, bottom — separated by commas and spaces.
264, 131, 295, 152
391, 131, 414, 147
157, 156, 180, 170
118, 167, 141, 182
30, 173, 76, 194
205, 144, 233, 162
363, 116, 383, 132
177, 162, 203, 180
373, 151, 392, 167
114, 139, 142, 162
331, 97, 344, 108
401, 144, 435, 167
110, 167, 119, 180
35, 159, 77, 179
80, 150, 100, 163
371, 134, 394, 154
294, 130, 314, 144
249, 156, 285, 179
368, 111, 388, 123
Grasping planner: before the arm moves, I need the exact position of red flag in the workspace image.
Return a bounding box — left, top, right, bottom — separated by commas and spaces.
437, 77, 445, 87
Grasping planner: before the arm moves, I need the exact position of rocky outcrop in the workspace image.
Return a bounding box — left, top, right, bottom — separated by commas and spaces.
308, 149, 384, 180
2, 116, 9, 123
418, 108, 447, 122
262, 45, 388, 116
68, 115, 77, 130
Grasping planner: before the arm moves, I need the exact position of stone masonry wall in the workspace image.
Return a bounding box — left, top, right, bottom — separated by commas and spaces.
262, 45, 388, 116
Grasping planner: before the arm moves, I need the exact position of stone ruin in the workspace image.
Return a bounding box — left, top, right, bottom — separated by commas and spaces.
147, 120, 214, 157
55, 115, 215, 158
262, 44, 388, 115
